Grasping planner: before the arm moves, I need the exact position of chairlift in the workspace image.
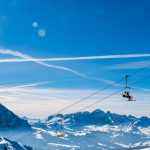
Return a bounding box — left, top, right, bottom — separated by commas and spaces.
122, 75, 134, 101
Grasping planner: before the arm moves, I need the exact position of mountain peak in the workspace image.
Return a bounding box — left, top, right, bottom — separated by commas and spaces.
47, 109, 150, 127
0, 103, 30, 129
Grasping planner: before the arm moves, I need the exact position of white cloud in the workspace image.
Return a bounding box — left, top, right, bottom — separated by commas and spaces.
107, 61, 150, 70
1, 87, 149, 118
0, 48, 149, 119
0, 82, 48, 90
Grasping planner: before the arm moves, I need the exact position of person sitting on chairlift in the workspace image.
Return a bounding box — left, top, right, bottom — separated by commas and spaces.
122, 91, 132, 101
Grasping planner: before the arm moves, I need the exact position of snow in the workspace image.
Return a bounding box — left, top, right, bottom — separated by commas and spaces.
115, 142, 130, 148
0, 104, 150, 150
86, 125, 110, 133
0, 137, 32, 150
138, 127, 150, 136
48, 143, 80, 148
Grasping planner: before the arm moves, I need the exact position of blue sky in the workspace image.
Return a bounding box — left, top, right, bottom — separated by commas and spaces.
0, 0, 150, 118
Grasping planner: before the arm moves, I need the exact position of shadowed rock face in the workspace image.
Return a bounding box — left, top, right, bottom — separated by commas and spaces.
133, 116, 150, 127
48, 109, 150, 127
34, 109, 150, 150
0, 104, 30, 129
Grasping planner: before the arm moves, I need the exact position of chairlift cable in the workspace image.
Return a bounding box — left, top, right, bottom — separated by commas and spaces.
52, 63, 150, 116
77, 74, 150, 112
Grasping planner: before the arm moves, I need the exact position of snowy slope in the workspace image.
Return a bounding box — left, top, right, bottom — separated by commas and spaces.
5, 109, 149, 150
0, 137, 33, 150
0, 105, 150, 150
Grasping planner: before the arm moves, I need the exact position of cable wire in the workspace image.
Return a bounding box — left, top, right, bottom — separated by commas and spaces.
9, 64, 150, 142
77, 74, 150, 112
52, 63, 150, 116
14, 74, 150, 142
53, 78, 124, 116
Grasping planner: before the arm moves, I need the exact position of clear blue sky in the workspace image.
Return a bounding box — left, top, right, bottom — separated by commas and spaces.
0, 0, 149, 88
0, 0, 150, 117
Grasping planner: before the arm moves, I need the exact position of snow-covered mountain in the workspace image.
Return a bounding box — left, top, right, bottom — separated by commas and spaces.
47, 109, 150, 127
15, 109, 149, 150
0, 104, 30, 129
0, 104, 150, 150
0, 137, 33, 150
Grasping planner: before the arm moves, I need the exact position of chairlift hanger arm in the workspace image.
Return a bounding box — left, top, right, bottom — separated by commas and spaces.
125, 75, 130, 89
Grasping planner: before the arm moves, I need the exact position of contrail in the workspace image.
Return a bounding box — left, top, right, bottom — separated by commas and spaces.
0, 48, 125, 86
0, 48, 110, 84
0, 48, 86, 77
0, 54, 149, 62
0, 82, 48, 89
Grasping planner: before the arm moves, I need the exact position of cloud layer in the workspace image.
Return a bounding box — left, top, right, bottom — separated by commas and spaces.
107, 61, 150, 70
1, 86, 150, 118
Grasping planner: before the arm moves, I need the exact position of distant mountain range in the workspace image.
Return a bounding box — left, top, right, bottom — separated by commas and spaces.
0, 103, 150, 150
47, 109, 150, 128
